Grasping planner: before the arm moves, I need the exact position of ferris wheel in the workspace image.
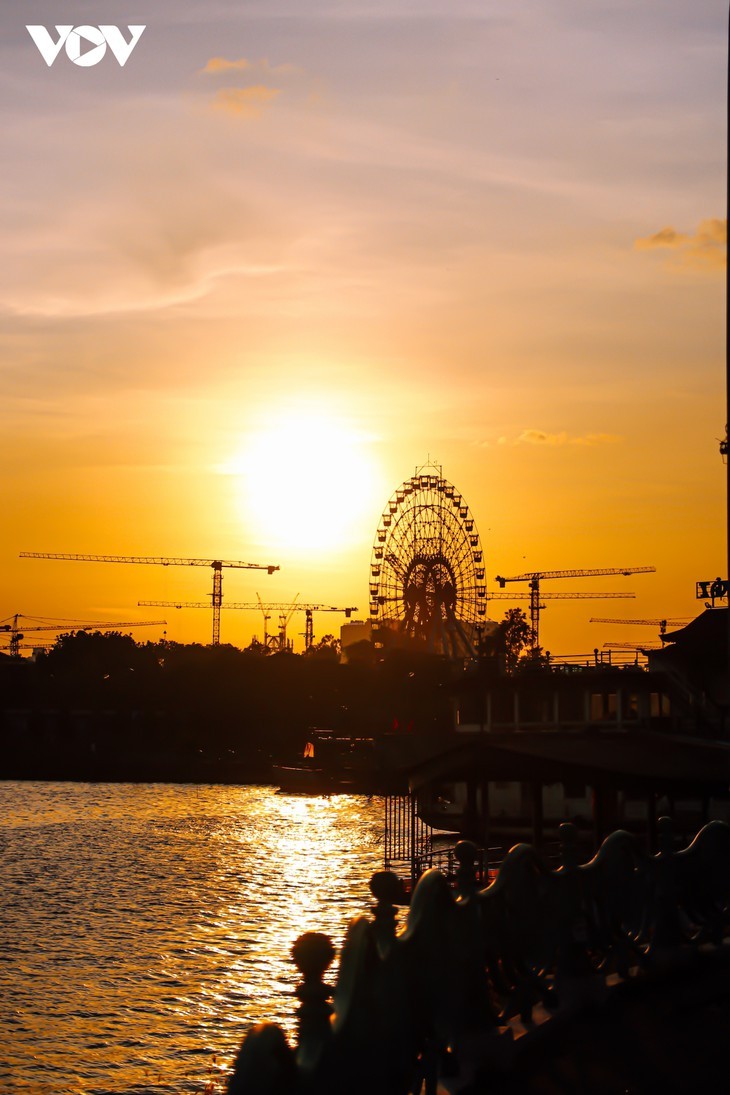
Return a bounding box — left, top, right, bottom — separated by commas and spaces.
369, 464, 487, 658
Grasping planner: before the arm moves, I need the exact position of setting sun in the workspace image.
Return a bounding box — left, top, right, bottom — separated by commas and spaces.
224, 403, 384, 558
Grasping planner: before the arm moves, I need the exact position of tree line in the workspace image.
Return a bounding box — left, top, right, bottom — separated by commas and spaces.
0, 609, 538, 781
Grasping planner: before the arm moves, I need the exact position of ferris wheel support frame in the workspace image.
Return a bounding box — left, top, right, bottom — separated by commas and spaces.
369, 464, 487, 660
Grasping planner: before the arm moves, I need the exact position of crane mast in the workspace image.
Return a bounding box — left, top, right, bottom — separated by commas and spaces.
19, 552, 279, 646
256, 593, 271, 649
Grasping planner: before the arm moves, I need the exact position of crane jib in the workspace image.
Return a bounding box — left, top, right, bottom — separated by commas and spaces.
19, 553, 279, 570
18, 552, 281, 645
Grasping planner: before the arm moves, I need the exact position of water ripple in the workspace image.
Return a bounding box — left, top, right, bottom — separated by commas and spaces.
0, 782, 384, 1093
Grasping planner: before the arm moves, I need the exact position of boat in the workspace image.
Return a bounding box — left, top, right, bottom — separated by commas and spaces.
272, 729, 381, 794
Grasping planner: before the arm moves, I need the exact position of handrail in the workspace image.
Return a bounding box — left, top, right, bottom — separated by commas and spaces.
227, 817, 730, 1094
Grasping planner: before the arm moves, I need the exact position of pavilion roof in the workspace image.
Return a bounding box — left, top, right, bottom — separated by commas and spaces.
407, 729, 730, 795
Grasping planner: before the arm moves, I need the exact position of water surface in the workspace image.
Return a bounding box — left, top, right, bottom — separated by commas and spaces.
1, 782, 384, 1094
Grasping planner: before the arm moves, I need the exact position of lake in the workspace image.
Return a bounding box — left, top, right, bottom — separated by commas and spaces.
1, 782, 385, 1094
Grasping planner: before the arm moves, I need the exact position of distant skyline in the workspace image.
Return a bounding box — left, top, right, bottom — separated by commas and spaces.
1, 1, 726, 653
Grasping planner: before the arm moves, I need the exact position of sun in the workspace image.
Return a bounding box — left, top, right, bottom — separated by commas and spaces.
227, 404, 382, 558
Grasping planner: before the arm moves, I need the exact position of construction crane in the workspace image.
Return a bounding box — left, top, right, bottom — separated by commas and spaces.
590, 616, 691, 639
256, 592, 272, 649
249, 594, 301, 651
138, 599, 358, 651
602, 641, 663, 651
298, 604, 358, 650
19, 553, 279, 646
268, 594, 300, 652
280, 600, 302, 648
490, 593, 637, 601
0, 613, 167, 657
0, 643, 52, 654
488, 592, 636, 651
493, 566, 656, 650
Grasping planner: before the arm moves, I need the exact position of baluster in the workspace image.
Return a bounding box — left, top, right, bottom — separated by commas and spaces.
657, 814, 674, 858
559, 821, 579, 872
682, 820, 730, 945
554, 823, 604, 1005
450, 838, 503, 1085
369, 870, 404, 956
588, 829, 645, 979
648, 816, 687, 957
227, 1023, 297, 1095
291, 931, 335, 1071
454, 839, 479, 900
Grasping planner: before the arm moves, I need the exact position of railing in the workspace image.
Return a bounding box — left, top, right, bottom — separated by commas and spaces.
549, 651, 649, 669
227, 818, 730, 1095
413, 842, 508, 887
384, 793, 434, 886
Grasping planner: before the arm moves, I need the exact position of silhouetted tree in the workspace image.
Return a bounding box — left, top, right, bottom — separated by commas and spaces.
342, 638, 375, 667
497, 608, 532, 674
304, 634, 341, 660
4, 628, 458, 779
515, 645, 551, 674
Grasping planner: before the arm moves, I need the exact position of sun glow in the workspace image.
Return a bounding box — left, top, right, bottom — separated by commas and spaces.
226, 405, 382, 557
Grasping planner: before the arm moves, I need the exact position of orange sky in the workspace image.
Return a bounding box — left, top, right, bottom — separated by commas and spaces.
1, 1, 726, 654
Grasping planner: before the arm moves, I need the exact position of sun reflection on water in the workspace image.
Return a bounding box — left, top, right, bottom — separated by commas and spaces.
1, 783, 385, 1094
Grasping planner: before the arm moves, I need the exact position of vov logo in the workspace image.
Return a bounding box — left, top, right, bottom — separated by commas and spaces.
26, 25, 146, 67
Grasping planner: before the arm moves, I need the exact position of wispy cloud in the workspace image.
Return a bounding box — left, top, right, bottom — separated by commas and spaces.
200, 57, 251, 75
636, 226, 687, 249
635, 218, 726, 271
199, 56, 299, 76
497, 430, 622, 447
211, 84, 282, 117
198, 57, 301, 120
0, 115, 295, 320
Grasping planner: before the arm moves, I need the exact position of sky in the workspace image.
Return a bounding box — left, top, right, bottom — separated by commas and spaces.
0, 0, 726, 654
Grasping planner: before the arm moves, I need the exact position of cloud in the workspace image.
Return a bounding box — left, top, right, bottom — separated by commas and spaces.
635, 219, 726, 271
200, 57, 251, 75
497, 430, 622, 447
0, 109, 298, 319
199, 57, 299, 76
685, 219, 726, 270
635, 226, 688, 250
198, 57, 300, 119
211, 85, 282, 118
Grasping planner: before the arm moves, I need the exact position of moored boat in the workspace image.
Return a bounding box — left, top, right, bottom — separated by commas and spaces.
273, 728, 381, 794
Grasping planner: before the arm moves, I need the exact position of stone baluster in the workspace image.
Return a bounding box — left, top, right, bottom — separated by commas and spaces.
648, 816, 687, 957
559, 820, 579, 872
489, 845, 559, 1025
454, 839, 479, 900
555, 822, 604, 1004
680, 820, 730, 944
227, 1023, 297, 1095
449, 842, 506, 1087
224, 819, 730, 1095
291, 931, 335, 1072
369, 870, 404, 956
587, 829, 645, 978
657, 815, 674, 857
